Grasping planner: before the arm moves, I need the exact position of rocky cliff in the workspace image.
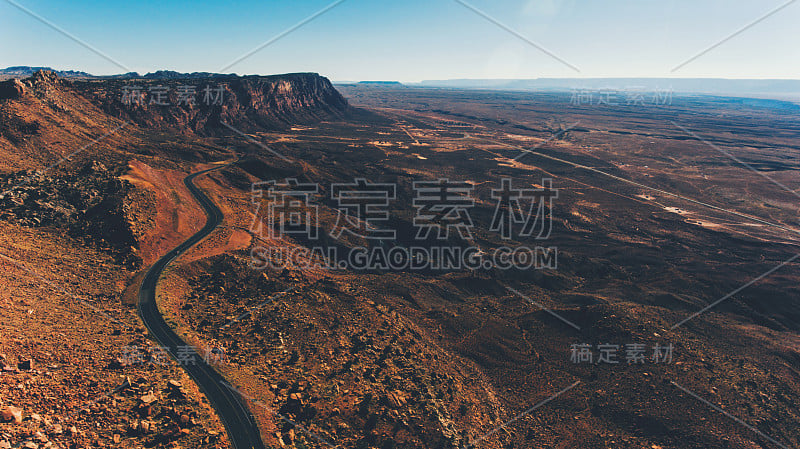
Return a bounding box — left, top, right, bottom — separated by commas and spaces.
76, 72, 350, 135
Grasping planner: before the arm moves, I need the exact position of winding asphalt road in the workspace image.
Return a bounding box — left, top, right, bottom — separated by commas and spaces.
137, 163, 265, 449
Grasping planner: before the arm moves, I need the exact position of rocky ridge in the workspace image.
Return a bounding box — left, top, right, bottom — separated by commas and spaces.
78, 72, 350, 135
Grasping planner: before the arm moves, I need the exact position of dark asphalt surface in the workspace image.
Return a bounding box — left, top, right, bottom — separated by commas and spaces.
137, 163, 265, 449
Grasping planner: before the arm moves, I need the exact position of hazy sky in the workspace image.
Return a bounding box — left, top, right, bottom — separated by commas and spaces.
2, 0, 799, 82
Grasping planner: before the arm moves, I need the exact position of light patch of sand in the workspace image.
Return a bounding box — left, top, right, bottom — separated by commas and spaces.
368, 141, 394, 147
503, 133, 541, 142
575, 200, 601, 209
664, 207, 687, 215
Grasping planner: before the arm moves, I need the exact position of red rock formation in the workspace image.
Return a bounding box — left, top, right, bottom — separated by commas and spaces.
0, 79, 26, 100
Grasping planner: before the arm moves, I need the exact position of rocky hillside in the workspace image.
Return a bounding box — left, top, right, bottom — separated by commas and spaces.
0, 70, 134, 172
1, 70, 350, 149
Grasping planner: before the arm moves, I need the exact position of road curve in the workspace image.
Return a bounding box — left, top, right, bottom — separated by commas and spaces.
137, 163, 265, 449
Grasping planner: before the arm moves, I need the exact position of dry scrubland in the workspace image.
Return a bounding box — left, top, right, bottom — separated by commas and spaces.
0, 72, 799, 448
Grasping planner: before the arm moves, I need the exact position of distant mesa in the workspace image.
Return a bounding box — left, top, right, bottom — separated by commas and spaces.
106, 72, 141, 79
0, 67, 238, 80
99, 70, 238, 80
417, 77, 800, 97
358, 81, 403, 86
0, 66, 93, 79
136, 70, 238, 80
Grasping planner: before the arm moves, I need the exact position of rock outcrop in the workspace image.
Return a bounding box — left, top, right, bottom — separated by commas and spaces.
0, 78, 26, 100
0, 70, 68, 99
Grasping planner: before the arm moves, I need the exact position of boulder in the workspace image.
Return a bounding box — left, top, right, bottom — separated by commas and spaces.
140, 392, 157, 404
0, 405, 22, 424
0, 79, 26, 100
384, 391, 407, 409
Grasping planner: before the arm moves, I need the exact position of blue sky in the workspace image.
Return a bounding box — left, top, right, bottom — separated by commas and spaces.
1, 0, 798, 82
